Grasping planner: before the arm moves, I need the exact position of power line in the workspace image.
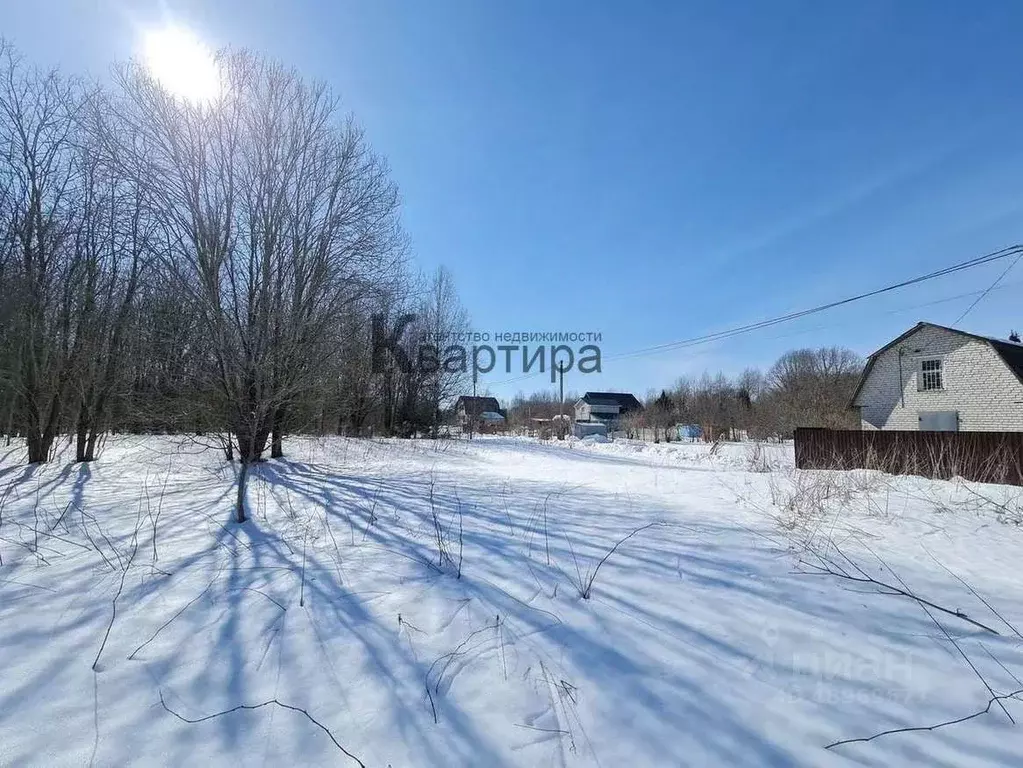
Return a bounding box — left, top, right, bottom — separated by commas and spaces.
707, 279, 1023, 355
952, 251, 1022, 326
498, 279, 1021, 389
607, 244, 1022, 361
487, 244, 1023, 387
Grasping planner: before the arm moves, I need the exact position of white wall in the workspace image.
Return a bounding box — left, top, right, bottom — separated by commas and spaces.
575, 402, 619, 422
855, 325, 1023, 431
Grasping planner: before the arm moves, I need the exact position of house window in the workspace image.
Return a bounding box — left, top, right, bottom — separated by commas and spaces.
920, 359, 943, 391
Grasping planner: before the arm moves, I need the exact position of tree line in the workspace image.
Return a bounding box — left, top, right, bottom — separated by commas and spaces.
499, 346, 862, 441
635, 346, 863, 441
0, 43, 469, 515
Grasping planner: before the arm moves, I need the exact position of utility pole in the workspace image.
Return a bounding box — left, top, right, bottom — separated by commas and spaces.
469, 367, 477, 441
558, 362, 566, 439
558, 362, 565, 414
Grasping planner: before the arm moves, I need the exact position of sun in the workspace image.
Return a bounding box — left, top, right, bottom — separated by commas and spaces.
142, 26, 220, 104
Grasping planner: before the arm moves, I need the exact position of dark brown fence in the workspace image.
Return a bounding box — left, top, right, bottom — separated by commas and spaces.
794, 428, 1023, 487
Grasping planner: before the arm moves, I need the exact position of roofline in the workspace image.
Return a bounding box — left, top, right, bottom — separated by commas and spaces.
910, 321, 1021, 349
850, 321, 1023, 407
850, 322, 925, 407
580, 391, 642, 402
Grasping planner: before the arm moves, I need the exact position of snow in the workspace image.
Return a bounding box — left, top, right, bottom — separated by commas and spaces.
1, 435, 1022, 766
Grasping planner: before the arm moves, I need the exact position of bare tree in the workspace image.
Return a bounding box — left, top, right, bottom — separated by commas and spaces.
116, 51, 405, 521
66, 91, 155, 461
766, 347, 861, 434
421, 266, 469, 438
641, 390, 676, 442
0, 107, 15, 443
0, 45, 85, 463
665, 349, 861, 442
0, 42, 462, 473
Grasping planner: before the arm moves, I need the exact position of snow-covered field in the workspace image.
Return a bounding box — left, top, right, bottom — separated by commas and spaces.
1, 435, 1022, 766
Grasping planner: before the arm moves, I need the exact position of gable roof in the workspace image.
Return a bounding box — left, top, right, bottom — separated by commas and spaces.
989, 336, 1023, 383
851, 321, 1023, 406
455, 396, 501, 414
578, 392, 643, 411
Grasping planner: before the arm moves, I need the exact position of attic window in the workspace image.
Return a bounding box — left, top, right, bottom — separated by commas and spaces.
920, 359, 943, 391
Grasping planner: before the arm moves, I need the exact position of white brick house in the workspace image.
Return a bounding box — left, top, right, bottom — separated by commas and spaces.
851, 322, 1023, 431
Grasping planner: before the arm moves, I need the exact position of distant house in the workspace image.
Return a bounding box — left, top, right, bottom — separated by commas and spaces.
574, 392, 643, 430
851, 322, 1023, 432
454, 396, 504, 429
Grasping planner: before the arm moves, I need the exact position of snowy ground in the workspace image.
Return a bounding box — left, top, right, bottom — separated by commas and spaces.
1, 435, 1022, 766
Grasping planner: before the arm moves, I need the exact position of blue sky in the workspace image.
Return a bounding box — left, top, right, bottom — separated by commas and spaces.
5, 1, 1023, 402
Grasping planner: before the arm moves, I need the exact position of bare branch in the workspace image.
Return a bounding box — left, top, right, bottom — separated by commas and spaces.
826, 688, 1023, 750
158, 690, 365, 767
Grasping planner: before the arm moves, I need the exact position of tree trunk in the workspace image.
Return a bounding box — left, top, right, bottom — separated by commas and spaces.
235, 459, 249, 523
26, 432, 43, 464
75, 427, 89, 463
84, 430, 100, 462
235, 423, 270, 465
26, 430, 53, 464
270, 406, 285, 459
75, 400, 92, 462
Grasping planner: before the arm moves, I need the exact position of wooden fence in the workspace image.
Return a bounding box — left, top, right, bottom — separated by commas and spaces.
793, 428, 1023, 487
